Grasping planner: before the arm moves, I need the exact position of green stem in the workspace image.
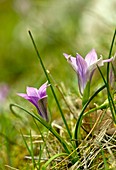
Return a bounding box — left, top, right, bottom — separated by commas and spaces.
106, 29, 116, 123
10, 104, 71, 155
100, 143, 109, 170
84, 99, 116, 117
33, 119, 51, 158
107, 29, 116, 83
97, 66, 116, 123
21, 131, 36, 168
41, 153, 68, 170
28, 30, 72, 139
83, 103, 107, 116
74, 85, 105, 148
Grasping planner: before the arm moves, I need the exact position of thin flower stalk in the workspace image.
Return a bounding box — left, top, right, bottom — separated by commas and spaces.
97, 65, 116, 124
109, 54, 116, 90
10, 104, 72, 155
28, 30, 72, 139
107, 29, 116, 84
74, 85, 105, 148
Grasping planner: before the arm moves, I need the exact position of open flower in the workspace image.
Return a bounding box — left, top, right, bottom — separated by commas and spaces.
63, 49, 112, 95
17, 82, 49, 121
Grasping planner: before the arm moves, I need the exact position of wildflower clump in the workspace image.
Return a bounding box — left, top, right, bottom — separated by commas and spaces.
10, 30, 116, 169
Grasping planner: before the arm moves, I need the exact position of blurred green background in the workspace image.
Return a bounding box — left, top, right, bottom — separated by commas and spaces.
0, 0, 116, 89
0, 0, 116, 169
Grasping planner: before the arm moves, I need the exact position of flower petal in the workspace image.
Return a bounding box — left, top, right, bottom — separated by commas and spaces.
76, 53, 87, 77
63, 53, 77, 71
17, 93, 29, 100
76, 54, 88, 95
38, 97, 48, 121
38, 82, 48, 98
88, 57, 103, 73
85, 49, 98, 66
26, 87, 39, 97
77, 74, 87, 95
63, 53, 69, 60
103, 57, 113, 63
17, 92, 39, 108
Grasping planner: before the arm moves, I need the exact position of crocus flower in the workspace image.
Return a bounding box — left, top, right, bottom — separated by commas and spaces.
63, 49, 112, 95
17, 82, 49, 121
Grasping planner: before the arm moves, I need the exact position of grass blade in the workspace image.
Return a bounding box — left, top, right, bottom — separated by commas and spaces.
97, 65, 116, 123
10, 104, 71, 155
41, 153, 68, 170
107, 29, 116, 83
21, 131, 36, 168
74, 85, 105, 148
28, 30, 72, 139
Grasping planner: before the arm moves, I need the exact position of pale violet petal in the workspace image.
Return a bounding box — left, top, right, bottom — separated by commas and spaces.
78, 74, 87, 95
87, 57, 103, 73
76, 54, 88, 95
63, 53, 69, 60
17, 92, 39, 107
63, 53, 77, 71
38, 82, 48, 98
76, 53, 87, 77
17, 93, 29, 100
103, 57, 113, 63
85, 49, 98, 67
26, 86, 39, 97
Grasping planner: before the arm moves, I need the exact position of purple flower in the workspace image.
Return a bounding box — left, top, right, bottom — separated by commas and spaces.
0, 83, 9, 104
17, 82, 49, 121
63, 49, 112, 95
